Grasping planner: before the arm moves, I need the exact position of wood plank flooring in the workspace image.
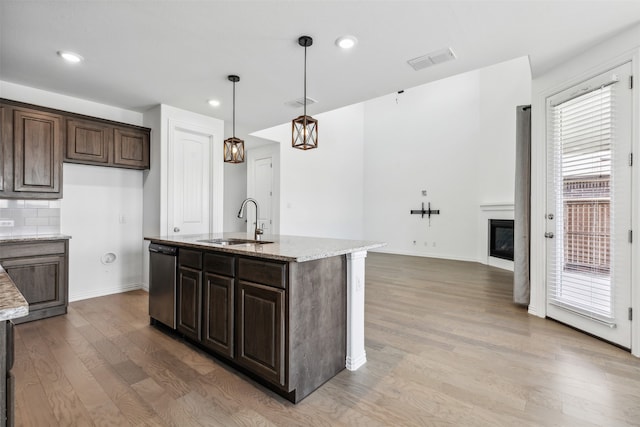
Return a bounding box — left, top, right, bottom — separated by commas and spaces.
13, 253, 640, 426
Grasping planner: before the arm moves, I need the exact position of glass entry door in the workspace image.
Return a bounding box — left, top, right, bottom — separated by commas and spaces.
546, 62, 632, 348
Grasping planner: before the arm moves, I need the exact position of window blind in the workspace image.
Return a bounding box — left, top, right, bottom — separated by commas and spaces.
547, 83, 617, 322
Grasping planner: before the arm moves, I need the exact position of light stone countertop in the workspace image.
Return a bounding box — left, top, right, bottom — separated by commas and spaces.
0, 265, 28, 322
145, 232, 386, 262
0, 234, 71, 243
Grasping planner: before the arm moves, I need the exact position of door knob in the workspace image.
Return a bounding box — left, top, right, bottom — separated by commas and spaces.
547, 213, 554, 220
173, 227, 180, 233
544, 232, 554, 238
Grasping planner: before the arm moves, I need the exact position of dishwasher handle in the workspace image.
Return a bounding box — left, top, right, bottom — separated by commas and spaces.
149, 243, 178, 256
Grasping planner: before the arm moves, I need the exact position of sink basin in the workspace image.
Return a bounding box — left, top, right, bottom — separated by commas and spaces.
197, 238, 273, 246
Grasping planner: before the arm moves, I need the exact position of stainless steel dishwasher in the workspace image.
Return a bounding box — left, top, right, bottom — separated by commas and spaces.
148, 243, 178, 329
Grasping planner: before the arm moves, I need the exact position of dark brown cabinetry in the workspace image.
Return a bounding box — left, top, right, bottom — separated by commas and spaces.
0, 105, 63, 199
65, 118, 111, 165
65, 121, 150, 170
177, 249, 202, 341
1, 320, 14, 427
236, 257, 287, 387
0, 99, 151, 190
237, 280, 285, 386
0, 240, 69, 324
148, 241, 347, 403
113, 127, 149, 169
202, 252, 235, 359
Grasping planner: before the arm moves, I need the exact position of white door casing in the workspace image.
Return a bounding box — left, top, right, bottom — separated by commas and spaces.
167, 120, 223, 236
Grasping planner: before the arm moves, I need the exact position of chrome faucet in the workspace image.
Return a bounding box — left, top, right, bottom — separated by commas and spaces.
237, 198, 263, 241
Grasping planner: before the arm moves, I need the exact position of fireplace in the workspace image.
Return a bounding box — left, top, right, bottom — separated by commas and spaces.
489, 219, 514, 261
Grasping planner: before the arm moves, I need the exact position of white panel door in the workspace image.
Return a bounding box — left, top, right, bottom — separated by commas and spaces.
545, 62, 632, 348
170, 128, 211, 235
248, 156, 273, 234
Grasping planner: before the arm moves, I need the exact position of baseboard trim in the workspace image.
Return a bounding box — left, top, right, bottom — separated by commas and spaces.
370, 248, 480, 264
69, 283, 142, 302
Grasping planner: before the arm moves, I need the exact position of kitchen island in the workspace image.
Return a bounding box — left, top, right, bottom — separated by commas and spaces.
145, 233, 384, 402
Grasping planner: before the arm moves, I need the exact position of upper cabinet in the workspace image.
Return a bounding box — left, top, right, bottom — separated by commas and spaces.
113, 127, 149, 169
0, 98, 151, 199
1, 104, 64, 199
66, 117, 111, 165
65, 118, 150, 170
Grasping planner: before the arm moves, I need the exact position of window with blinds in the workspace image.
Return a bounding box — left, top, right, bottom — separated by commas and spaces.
548, 83, 616, 321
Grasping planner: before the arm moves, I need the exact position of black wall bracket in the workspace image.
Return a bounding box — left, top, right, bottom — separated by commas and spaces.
410, 202, 440, 219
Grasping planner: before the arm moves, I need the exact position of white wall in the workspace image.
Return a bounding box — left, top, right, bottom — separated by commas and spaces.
0, 80, 145, 301
62, 164, 143, 300
530, 23, 640, 356
253, 103, 365, 239
363, 57, 531, 261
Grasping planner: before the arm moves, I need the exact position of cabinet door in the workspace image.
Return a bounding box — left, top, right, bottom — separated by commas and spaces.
13, 108, 62, 195
177, 266, 202, 341
114, 127, 149, 169
65, 118, 111, 164
236, 280, 285, 387
1, 106, 5, 192
202, 273, 234, 358
2, 255, 66, 319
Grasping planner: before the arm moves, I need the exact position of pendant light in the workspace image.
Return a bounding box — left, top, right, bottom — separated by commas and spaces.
292, 35, 318, 150
224, 75, 245, 163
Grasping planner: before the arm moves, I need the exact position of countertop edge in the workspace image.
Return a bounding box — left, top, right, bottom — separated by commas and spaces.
0, 234, 72, 243
0, 265, 29, 321
146, 234, 386, 263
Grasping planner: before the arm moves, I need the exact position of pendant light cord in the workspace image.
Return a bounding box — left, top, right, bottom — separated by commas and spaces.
304, 45, 307, 118
232, 81, 236, 137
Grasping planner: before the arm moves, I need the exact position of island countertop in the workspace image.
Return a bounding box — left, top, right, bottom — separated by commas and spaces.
0, 265, 28, 322
145, 232, 385, 262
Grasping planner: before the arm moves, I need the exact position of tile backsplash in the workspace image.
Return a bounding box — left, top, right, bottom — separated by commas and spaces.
0, 199, 61, 237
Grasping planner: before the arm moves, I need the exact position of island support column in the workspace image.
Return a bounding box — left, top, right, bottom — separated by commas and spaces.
346, 250, 367, 370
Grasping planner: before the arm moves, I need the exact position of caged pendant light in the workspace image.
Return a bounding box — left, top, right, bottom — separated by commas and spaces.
292, 35, 318, 150
224, 75, 245, 163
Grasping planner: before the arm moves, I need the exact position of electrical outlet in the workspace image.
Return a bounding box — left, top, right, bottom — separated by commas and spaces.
413, 240, 416, 245
0, 219, 14, 227
424, 241, 428, 246
432, 242, 436, 247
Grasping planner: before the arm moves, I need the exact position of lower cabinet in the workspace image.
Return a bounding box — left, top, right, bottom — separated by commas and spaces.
155, 244, 346, 403
0, 240, 69, 324
236, 280, 285, 387
202, 272, 234, 359
177, 265, 202, 342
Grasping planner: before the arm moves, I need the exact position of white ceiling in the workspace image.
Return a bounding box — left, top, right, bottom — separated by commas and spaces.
1, 1, 640, 139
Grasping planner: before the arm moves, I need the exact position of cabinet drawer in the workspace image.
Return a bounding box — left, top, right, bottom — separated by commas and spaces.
204, 252, 235, 277
238, 257, 287, 289
179, 249, 202, 270
0, 241, 66, 259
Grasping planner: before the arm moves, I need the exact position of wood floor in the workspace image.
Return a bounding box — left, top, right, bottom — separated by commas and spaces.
13, 253, 640, 426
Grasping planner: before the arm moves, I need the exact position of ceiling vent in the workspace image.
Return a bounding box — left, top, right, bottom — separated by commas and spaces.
285, 96, 318, 108
407, 47, 456, 71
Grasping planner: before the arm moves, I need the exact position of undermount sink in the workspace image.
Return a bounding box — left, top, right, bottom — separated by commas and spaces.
197, 238, 273, 246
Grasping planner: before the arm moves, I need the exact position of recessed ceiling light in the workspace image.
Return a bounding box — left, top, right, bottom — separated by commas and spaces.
335, 35, 358, 49
208, 99, 221, 107
57, 50, 84, 63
